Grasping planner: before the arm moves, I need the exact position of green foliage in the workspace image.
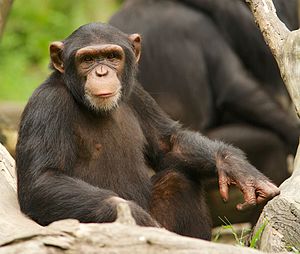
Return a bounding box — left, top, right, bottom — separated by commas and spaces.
286, 246, 300, 254
249, 219, 268, 249
214, 217, 299, 252
213, 217, 251, 247
0, 0, 122, 102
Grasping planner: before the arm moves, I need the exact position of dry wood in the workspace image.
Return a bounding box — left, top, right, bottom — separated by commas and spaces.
245, 0, 300, 252
252, 148, 300, 252
246, 0, 300, 116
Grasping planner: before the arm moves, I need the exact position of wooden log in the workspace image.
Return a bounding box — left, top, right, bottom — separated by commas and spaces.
244, 0, 300, 251
252, 147, 300, 252
0, 143, 45, 246
0, 143, 279, 254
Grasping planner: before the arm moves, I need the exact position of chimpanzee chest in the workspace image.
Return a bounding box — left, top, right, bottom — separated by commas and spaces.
72, 104, 152, 207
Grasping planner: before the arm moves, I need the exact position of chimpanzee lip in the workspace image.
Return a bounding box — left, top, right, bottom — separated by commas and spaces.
97, 89, 120, 98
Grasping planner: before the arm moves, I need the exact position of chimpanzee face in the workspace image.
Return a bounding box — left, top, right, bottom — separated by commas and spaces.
74, 43, 125, 112
49, 23, 141, 113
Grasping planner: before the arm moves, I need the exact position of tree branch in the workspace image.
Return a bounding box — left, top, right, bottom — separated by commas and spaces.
245, 0, 300, 251
0, 0, 13, 38
246, 0, 300, 116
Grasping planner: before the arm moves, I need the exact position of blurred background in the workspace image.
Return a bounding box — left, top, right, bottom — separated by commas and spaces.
0, 0, 122, 102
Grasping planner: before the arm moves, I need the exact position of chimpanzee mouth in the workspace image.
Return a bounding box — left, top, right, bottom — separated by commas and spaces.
85, 89, 121, 112
97, 89, 120, 98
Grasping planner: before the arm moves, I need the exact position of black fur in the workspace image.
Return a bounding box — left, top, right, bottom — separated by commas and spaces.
17, 22, 276, 240
110, 0, 300, 186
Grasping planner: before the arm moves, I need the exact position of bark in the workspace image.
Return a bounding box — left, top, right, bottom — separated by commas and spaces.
245, 0, 300, 116
251, 148, 300, 252
245, 0, 300, 252
0, 0, 13, 38
0, 143, 278, 254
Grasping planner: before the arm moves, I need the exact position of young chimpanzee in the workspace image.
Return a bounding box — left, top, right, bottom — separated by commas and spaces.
16, 23, 279, 240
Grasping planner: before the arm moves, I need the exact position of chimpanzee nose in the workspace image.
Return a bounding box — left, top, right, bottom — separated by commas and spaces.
96, 66, 108, 77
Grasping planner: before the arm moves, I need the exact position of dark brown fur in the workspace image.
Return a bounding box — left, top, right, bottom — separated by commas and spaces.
110, 0, 300, 187
16, 23, 279, 240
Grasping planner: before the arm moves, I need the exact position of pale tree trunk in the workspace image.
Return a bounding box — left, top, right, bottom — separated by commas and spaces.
245, 0, 300, 252
0, 0, 13, 38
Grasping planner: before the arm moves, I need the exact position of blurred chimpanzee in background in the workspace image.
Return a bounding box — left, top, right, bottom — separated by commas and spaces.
110, 0, 300, 225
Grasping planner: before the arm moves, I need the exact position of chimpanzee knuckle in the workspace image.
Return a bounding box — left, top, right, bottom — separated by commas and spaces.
243, 177, 256, 188
268, 183, 280, 194
218, 177, 228, 187
258, 180, 279, 194
269, 188, 280, 198
246, 196, 257, 205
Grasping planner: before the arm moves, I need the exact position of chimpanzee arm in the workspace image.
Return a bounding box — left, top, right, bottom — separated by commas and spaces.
162, 129, 280, 210
16, 81, 157, 227
18, 170, 156, 226
131, 84, 279, 210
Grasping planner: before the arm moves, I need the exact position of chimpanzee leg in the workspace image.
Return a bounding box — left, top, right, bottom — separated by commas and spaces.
149, 170, 212, 240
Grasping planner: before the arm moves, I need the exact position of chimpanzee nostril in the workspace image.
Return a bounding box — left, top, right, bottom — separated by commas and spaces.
96, 66, 109, 77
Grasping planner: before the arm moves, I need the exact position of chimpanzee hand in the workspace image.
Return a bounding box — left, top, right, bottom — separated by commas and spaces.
216, 150, 280, 210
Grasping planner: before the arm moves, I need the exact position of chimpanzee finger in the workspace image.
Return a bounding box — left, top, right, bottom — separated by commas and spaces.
236, 186, 257, 211
218, 170, 229, 202
256, 181, 280, 204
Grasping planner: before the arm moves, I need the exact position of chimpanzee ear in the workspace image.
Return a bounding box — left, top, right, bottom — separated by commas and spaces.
50, 41, 64, 73
128, 34, 141, 63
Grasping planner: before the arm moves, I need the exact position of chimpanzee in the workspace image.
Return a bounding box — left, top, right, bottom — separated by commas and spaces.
178, 0, 298, 99
110, 0, 300, 187
16, 23, 279, 240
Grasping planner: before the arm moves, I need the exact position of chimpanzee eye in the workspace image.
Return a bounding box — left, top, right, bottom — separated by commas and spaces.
83, 55, 94, 62
107, 52, 117, 60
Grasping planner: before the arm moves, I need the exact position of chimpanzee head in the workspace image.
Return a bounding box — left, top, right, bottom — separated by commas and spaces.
49, 22, 141, 113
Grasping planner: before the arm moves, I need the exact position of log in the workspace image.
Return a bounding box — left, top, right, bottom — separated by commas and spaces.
0, 143, 278, 254
252, 148, 300, 252
245, 0, 300, 252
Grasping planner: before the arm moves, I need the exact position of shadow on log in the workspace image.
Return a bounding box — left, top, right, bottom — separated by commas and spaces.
0, 143, 281, 254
